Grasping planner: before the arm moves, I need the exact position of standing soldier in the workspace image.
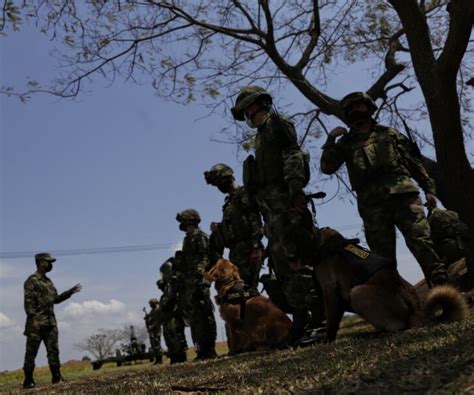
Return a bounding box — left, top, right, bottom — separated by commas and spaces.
175, 209, 217, 360
320, 91, 449, 287
231, 86, 323, 344
157, 257, 188, 364
204, 163, 264, 290
22, 253, 82, 389
144, 298, 163, 365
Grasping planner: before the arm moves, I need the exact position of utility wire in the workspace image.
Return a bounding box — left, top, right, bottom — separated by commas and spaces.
0, 242, 175, 259
0, 223, 363, 259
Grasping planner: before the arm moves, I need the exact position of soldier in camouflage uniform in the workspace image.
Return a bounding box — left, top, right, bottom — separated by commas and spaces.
204, 163, 264, 290
428, 208, 474, 282
157, 257, 188, 364
144, 298, 163, 365
22, 253, 82, 389
231, 86, 324, 343
320, 91, 448, 286
175, 209, 217, 360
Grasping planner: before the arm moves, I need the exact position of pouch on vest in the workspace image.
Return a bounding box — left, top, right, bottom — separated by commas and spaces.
282, 148, 310, 187
243, 154, 257, 192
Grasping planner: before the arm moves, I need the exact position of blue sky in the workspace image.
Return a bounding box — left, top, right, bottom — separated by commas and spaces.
0, 23, 444, 371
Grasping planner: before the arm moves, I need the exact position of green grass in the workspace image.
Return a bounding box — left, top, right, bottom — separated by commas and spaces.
2, 314, 473, 394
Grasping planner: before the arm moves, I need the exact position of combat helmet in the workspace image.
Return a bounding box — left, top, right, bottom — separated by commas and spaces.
176, 208, 201, 225
340, 92, 377, 115
231, 86, 272, 121
149, 298, 159, 306
204, 163, 234, 186
160, 259, 174, 274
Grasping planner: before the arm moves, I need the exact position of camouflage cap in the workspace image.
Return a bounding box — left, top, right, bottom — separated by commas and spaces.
148, 298, 159, 305
231, 86, 272, 121
204, 163, 234, 186
176, 208, 201, 224
35, 252, 56, 263
340, 92, 377, 114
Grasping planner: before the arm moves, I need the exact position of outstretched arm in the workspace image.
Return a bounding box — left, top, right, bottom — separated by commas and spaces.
55, 283, 82, 304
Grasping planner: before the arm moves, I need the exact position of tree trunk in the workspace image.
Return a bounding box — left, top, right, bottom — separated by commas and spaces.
424, 81, 474, 232
388, 0, 474, 231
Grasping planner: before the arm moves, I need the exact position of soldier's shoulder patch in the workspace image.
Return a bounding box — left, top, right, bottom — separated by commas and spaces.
343, 244, 370, 259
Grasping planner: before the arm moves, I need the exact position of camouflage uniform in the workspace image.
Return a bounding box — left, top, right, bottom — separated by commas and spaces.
232, 86, 322, 341
144, 300, 163, 364
321, 92, 446, 285
429, 208, 474, 276
204, 163, 264, 290
23, 255, 74, 383
175, 210, 217, 359
157, 258, 188, 364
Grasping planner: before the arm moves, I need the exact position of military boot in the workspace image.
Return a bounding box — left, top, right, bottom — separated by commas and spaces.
294, 324, 328, 347
22, 367, 36, 389
290, 309, 310, 345
50, 365, 64, 384
153, 354, 163, 365
170, 351, 187, 364
194, 342, 217, 361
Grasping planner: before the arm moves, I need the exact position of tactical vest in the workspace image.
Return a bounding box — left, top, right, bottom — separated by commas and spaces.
220, 188, 252, 247
254, 116, 299, 189
339, 126, 417, 195
180, 228, 209, 278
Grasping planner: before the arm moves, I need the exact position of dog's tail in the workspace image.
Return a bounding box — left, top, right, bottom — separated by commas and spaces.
423, 285, 469, 324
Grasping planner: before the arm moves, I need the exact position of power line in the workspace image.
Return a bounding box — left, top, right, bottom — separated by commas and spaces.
0, 242, 176, 259
0, 225, 363, 259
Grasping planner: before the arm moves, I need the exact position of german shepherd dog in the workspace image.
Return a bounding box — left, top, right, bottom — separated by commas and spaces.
206, 259, 292, 354
315, 228, 469, 342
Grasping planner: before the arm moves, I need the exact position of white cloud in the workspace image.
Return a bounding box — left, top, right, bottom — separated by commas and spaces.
0, 312, 15, 329
62, 299, 126, 318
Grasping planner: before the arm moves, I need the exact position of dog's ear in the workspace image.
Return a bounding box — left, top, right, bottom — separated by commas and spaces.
320, 227, 347, 257
225, 260, 241, 280
205, 265, 218, 282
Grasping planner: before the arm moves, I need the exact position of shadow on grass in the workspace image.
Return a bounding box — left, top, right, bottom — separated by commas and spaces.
11, 315, 473, 394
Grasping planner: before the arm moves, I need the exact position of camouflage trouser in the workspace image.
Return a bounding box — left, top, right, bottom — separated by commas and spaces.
257, 189, 317, 311
229, 242, 261, 291
179, 282, 216, 353
163, 316, 188, 355
148, 331, 162, 359
358, 193, 446, 282
23, 325, 59, 371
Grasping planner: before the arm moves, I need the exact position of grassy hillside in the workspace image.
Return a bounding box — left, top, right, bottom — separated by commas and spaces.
2, 313, 473, 394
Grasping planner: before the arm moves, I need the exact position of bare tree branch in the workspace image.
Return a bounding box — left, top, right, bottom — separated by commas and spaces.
437, 0, 474, 79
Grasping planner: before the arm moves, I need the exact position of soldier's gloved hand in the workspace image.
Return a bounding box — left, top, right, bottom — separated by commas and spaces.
426, 193, 437, 210
329, 126, 347, 139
